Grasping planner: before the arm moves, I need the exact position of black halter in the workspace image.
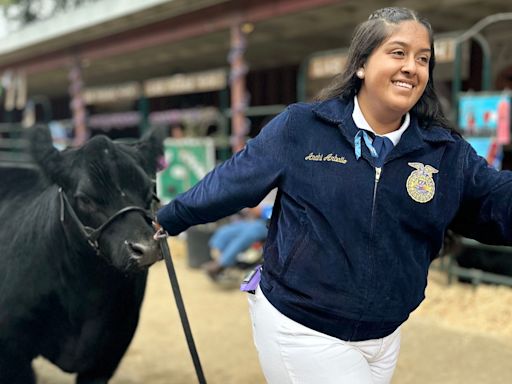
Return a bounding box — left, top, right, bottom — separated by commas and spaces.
58, 187, 155, 255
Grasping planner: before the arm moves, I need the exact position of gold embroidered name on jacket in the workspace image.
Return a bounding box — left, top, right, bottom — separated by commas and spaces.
305, 152, 348, 164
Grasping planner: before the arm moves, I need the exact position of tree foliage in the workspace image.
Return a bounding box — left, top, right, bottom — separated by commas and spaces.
1, 0, 97, 27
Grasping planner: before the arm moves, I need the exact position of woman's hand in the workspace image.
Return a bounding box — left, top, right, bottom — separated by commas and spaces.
152, 221, 168, 240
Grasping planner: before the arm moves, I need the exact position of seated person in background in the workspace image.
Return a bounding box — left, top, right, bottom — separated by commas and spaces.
204, 198, 274, 280
169, 122, 185, 138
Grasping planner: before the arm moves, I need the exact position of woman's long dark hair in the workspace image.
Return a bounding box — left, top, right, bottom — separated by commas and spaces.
316, 7, 452, 130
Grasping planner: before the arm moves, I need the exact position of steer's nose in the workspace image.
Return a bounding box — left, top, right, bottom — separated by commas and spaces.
125, 240, 162, 267
126, 241, 145, 256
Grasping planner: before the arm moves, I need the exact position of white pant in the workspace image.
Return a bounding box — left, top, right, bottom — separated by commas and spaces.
248, 286, 401, 384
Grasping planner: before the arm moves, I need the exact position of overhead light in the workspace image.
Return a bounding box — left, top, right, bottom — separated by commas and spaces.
241, 23, 254, 34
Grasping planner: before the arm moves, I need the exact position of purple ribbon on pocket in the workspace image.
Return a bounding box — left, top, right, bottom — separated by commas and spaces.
240, 265, 262, 294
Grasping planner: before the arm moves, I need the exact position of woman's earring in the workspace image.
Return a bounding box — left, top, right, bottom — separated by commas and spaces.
356, 69, 365, 79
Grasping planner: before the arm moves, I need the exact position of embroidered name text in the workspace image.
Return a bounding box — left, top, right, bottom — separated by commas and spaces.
305, 152, 323, 161
323, 153, 347, 164
305, 152, 347, 164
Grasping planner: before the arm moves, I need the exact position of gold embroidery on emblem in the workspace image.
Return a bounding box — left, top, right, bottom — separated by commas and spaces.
406, 162, 438, 203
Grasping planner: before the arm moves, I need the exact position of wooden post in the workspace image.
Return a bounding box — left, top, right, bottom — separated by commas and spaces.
69, 58, 88, 146
229, 23, 249, 153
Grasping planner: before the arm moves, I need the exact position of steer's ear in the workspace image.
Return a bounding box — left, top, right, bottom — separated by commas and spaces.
134, 126, 166, 175
29, 124, 66, 185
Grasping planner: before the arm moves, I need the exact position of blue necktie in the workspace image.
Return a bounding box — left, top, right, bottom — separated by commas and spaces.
354, 130, 394, 167
372, 136, 394, 167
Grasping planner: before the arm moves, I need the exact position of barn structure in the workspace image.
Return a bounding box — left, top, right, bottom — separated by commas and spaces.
0, 0, 511, 152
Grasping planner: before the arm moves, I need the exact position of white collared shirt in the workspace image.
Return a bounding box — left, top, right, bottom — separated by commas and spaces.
352, 95, 410, 146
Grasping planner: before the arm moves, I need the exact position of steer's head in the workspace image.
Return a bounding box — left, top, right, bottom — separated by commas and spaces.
30, 125, 166, 272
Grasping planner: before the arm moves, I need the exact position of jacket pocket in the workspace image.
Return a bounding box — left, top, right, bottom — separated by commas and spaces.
278, 221, 309, 279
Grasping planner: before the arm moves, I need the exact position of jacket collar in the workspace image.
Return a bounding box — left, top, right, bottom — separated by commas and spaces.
312, 97, 455, 162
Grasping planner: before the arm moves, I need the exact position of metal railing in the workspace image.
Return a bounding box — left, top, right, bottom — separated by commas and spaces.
0, 123, 36, 169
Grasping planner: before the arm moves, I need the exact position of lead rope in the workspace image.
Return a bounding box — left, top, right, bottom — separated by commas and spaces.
157, 232, 207, 384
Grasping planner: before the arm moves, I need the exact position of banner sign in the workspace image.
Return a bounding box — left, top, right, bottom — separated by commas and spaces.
144, 69, 227, 98
157, 138, 216, 203
459, 92, 511, 170
433, 37, 456, 64
83, 69, 227, 105
466, 137, 503, 170
308, 52, 347, 80
83, 82, 141, 105
458, 92, 511, 142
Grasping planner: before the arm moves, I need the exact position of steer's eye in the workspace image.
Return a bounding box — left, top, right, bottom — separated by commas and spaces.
75, 194, 95, 211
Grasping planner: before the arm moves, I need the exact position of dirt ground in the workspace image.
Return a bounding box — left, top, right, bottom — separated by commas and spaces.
35, 238, 512, 384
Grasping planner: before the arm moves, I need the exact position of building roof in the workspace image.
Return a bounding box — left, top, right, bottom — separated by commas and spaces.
0, 0, 511, 97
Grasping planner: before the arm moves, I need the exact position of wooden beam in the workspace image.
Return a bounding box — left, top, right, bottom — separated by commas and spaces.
2, 0, 344, 74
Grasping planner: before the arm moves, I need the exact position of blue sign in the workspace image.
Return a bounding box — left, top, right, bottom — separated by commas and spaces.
458, 93, 511, 138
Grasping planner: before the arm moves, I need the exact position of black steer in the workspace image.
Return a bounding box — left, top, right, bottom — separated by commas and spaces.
0, 126, 164, 384
456, 246, 512, 279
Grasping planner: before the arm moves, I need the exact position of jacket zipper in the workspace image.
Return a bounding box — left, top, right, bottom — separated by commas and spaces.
365, 166, 382, 310
360, 165, 382, 317
371, 167, 382, 217
370, 167, 382, 264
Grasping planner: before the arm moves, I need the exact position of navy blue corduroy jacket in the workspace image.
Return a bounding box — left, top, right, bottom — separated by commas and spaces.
157, 97, 512, 341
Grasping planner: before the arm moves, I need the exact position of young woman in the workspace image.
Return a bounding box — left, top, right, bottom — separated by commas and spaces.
155, 7, 512, 383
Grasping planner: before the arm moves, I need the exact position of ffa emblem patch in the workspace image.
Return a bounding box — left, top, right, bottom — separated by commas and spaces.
406, 162, 438, 203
